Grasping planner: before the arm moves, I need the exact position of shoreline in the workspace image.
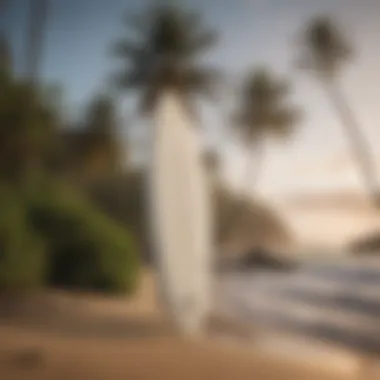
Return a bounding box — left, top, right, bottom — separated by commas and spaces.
0, 268, 379, 379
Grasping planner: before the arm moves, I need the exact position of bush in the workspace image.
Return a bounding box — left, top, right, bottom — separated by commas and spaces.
0, 185, 47, 290
26, 181, 139, 294
84, 171, 150, 261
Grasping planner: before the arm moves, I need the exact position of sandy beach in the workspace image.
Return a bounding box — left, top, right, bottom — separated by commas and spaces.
0, 270, 359, 380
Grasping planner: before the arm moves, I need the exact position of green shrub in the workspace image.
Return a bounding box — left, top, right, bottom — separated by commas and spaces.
26, 181, 139, 294
0, 185, 47, 290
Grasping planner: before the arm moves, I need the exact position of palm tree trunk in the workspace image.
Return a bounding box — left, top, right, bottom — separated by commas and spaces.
324, 79, 379, 203
27, 0, 48, 82
24, 0, 49, 182
0, 0, 8, 16
243, 139, 264, 196
217, 140, 264, 247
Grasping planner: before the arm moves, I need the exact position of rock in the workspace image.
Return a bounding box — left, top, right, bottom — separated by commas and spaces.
235, 247, 296, 271
348, 231, 380, 256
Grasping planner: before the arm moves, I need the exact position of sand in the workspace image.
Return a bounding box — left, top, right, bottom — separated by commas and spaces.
0, 271, 361, 380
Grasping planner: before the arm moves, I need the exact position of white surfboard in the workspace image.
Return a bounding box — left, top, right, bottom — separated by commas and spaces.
147, 91, 213, 335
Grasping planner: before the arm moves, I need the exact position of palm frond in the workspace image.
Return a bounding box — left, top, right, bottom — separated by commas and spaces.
233, 68, 299, 142
270, 106, 301, 139
300, 15, 352, 76
109, 68, 149, 92
139, 86, 160, 117
183, 66, 221, 99
111, 4, 219, 115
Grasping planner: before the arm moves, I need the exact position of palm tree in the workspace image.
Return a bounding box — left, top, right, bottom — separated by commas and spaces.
299, 16, 378, 203
0, 33, 11, 75
203, 148, 221, 184
218, 67, 299, 246
59, 94, 123, 180
27, 0, 49, 82
0, 66, 57, 181
233, 67, 299, 192
0, 0, 11, 75
82, 94, 123, 177
111, 3, 219, 120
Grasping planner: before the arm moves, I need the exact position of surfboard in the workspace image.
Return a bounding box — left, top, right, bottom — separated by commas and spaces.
147, 91, 213, 335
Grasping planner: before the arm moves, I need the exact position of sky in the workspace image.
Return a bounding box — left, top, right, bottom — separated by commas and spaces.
3, 0, 380, 198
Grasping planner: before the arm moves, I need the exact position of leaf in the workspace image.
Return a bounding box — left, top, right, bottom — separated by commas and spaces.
233, 67, 299, 143
110, 4, 219, 115
300, 15, 352, 75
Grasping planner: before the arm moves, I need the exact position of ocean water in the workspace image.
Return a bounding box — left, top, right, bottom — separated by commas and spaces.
217, 257, 380, 354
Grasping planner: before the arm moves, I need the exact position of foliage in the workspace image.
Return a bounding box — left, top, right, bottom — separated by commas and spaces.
221, 68, 300, 244
0, 184, 47, 290
81, 94, 122, 176
0, 35, 140, 294
0, 33, 12, 76
40, 83, 67, 120
299, 16, 378, 204
233, 67, 300, 144
111, 4, 220, 116
299, 16, 351, 78
84, 171, 293, 264
84, 171, 149, 261
0, 42, 59, 182
59, 94, 124, 180
25, 181, 139, 294
213, 185, 292, 252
